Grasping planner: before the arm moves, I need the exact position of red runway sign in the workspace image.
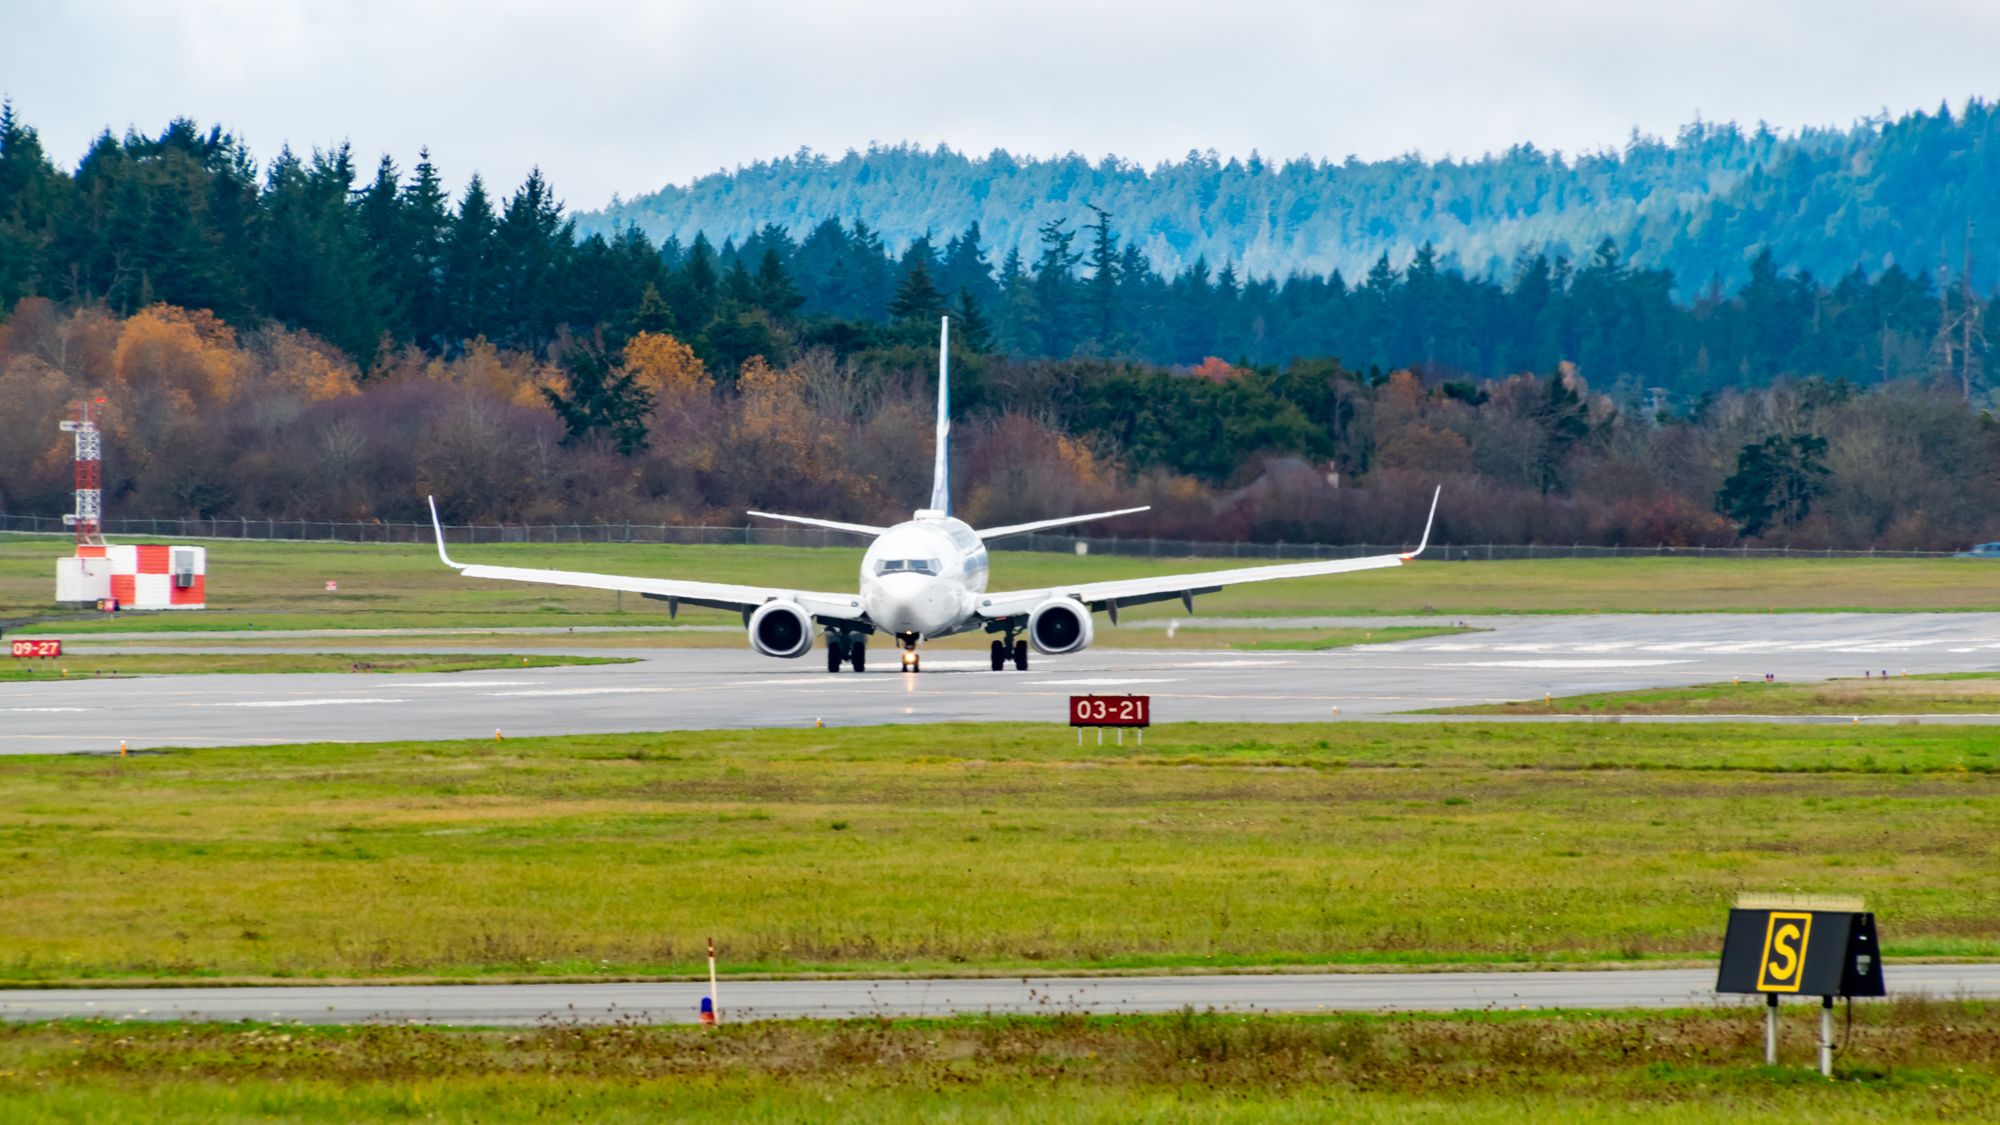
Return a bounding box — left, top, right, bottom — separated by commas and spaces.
1070, 694, 1150, 727
10, 639, 61, 659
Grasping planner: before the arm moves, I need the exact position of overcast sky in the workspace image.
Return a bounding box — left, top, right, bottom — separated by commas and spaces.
4, 0, 1996, 210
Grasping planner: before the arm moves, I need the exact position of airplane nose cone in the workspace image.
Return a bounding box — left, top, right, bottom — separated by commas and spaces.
865, 574, 959, 635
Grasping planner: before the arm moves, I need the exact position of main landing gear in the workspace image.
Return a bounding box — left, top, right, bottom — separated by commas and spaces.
826, 634, 866, 673
989, 635, 1028, 671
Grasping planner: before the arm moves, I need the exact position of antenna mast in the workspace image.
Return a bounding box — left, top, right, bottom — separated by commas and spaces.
59, 397, 106, 548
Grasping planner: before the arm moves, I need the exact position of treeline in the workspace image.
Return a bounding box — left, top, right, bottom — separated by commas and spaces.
2, 106, 1998, 549
0, 106, 1993, 402
4, 298, 1997, 550
592, 102, 2000, 296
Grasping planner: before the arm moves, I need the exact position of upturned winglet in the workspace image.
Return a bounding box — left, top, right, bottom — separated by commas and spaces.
427, 495, 462, 569
1401, 486, 1441, 561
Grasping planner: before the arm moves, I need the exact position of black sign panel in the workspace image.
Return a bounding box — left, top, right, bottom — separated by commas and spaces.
1716, 909, 1885, 997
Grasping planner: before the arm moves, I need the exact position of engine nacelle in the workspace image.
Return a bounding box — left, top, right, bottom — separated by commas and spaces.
1028, 597, 1095, 655
748, 601, 814, 658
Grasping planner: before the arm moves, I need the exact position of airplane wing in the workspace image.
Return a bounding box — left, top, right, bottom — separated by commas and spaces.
976, 487, 1439, 621
975, 506, 1151, 541
427, 498, 867, 623
747, 511, 890, 536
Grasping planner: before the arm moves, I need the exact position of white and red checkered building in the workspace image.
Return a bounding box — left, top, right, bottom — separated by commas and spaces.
51, 399, 208, 611
57, 543, 206, 609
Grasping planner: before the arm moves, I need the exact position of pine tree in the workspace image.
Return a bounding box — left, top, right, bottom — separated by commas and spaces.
1083, 205, 1120, 350
443, 174, 496, 349
543, 344, 654, 454
401, 148, 453, 350
889, 256, 943, 322
754, 247, 803, 316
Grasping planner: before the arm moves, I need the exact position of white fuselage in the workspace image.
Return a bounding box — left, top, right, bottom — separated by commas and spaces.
858, 514, 989, 638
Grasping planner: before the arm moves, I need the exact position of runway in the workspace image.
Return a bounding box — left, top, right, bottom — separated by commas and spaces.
5, 613, 2000, 753
3, 963, 1996, 1026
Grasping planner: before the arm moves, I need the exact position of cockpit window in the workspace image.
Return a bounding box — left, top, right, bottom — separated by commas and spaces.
875, 558, 941, 576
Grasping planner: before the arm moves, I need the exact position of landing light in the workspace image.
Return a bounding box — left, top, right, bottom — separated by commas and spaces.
901, 650, 917, 667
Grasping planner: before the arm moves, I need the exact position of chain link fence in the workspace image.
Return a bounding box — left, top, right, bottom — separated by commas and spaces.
0, 511, 1964, 560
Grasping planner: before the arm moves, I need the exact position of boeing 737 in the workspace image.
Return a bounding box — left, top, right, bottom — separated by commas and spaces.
428, 317, 1437, 672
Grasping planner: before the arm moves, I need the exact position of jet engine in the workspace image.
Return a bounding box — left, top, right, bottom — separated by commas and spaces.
748, 601, 814, 658
1028, 597, 1094, 655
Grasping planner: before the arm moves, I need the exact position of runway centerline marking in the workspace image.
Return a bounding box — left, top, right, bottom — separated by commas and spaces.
1027, 677, 1180, 686
212, 698, 409, 708
1440, 659, 1693, 669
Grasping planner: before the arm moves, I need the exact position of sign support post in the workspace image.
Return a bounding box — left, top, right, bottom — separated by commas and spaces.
712, 932, 728, 1020
1765, 995, 1778, 1065
1820, 997, 1834, 1077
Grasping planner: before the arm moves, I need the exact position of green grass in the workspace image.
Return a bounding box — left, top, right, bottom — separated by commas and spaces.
0, 652, 632, 681
2, 723, 1996, 985
4, 1002, 1996, 1121
1450, 672, 2000, 716
8, 533, 2000, 634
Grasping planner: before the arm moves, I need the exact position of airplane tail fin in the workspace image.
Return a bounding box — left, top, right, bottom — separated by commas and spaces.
928, 316, 951, 515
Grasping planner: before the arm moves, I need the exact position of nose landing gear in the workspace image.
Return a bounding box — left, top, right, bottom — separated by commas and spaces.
899, 633, 921, 673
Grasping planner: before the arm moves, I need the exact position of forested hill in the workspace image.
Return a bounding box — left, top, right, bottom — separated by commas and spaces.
583, 102, 2000, 294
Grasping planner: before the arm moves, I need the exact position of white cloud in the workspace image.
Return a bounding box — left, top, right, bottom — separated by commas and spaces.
3, 0, 1994, 209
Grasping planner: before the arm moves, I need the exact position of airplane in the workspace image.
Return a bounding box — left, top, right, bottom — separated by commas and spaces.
428, 317, 1438, 673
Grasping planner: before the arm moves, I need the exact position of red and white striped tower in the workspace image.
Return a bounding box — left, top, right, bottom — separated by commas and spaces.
58, 397, 106, 548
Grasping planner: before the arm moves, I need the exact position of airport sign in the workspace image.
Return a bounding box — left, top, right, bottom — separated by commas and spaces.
10, 638, 61, 659
1070, 694, 1149, 728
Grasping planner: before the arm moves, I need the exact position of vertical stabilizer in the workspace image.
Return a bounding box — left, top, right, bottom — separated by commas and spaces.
929, 316, 951, 514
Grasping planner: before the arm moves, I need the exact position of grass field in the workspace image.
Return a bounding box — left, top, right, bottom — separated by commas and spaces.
0, 652, 631, 681
2, 723, 1995, 985
3, 1003, 1996, 1121
8, 533, 2000, 634
1453, 672, 2000, 716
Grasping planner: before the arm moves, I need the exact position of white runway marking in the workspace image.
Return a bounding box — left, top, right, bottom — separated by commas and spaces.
1441, 659, 1693, 669
386, 681, 548, 688
1162, 659, 1299, 668
214, 698, 409, 708
480, 687, 666, 698
2, 707, 90, 713
1028, 677, 1180, 686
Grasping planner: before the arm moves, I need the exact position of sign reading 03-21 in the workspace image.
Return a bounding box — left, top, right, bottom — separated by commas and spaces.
1069, 694, 1149, 728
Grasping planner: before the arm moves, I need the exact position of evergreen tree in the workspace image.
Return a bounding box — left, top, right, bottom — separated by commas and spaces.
443, 174, 496, 348
889, 255, 943, 322
952, 287, 993, 351
1083, 204, 1120, 349
1029, 218, 1081, 355
400, 148, 453, 351
543, 344, 653, 454
1715, 432, 1831, 536
754, 246, 803, 316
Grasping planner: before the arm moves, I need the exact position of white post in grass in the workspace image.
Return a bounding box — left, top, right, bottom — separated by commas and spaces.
708, 937, 719, 1024
1765, 995, 1778, 1065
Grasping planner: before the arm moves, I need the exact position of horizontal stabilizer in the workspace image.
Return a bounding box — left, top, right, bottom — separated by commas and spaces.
747, 511, 891, 537
976, 506, 1151, 541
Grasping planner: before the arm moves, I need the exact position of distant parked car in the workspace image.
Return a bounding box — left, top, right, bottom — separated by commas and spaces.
1958, 542, 2000, 558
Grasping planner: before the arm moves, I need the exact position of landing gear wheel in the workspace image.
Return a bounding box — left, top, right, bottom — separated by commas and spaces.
849, 641, 866, 672
827, 637, 846, 673
1013, 639, 1029, 671
990, 640, 1007, 671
